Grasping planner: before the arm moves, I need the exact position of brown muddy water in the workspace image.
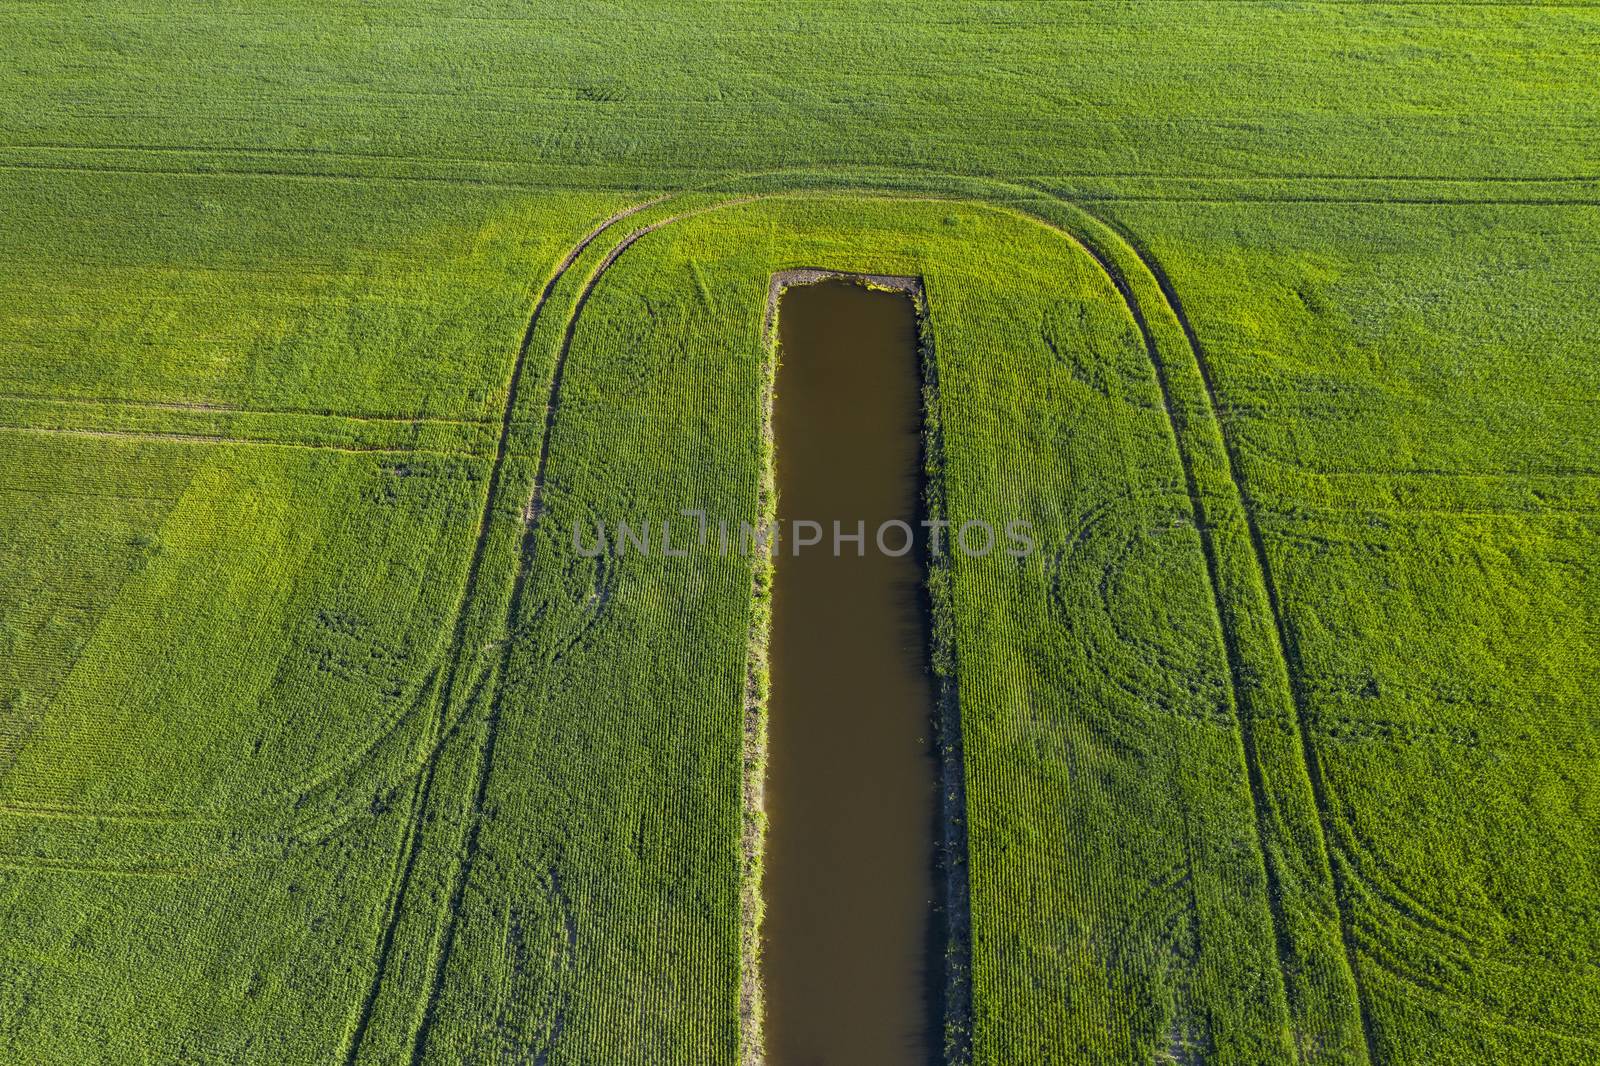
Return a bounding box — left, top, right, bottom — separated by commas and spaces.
763, 278, 939, 1065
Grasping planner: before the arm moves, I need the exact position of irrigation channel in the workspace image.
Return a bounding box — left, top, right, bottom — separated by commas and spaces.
763, 277, 940, 1065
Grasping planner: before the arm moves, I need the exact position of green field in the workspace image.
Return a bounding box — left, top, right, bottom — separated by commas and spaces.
1, 3, 1597, 1063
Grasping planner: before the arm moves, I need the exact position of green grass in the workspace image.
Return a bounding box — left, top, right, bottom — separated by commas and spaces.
1101, 199, 1600, 1063
1, 3, 1597, 1064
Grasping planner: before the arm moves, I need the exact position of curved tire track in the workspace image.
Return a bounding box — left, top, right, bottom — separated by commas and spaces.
401, 182, 1329, 1066
340, 194, 665, 1066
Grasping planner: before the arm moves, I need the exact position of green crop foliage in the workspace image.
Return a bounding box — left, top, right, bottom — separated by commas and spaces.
1, 3, 1596, 1064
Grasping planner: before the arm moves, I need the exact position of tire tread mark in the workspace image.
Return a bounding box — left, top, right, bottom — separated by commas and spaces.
1092, 211, 1384, 1064
403, 194, 759, 1066
1057, 223, 1314, 1062
339, 195, 663, 1066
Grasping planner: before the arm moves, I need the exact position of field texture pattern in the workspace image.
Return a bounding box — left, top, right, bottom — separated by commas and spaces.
0, 3, 1596, 1065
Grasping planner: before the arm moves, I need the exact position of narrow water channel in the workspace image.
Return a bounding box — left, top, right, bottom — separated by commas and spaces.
763, 278, 938, 1066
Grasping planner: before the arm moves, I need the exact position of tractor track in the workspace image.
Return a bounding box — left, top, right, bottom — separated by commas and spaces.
1089, 209, 1384, 1063
340, 194, 664, 1066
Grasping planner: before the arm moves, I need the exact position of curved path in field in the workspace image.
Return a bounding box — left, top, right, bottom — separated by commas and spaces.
377, 175, 1375, 1065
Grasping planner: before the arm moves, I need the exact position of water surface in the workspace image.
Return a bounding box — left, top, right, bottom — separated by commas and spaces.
763, 278, 938, 1066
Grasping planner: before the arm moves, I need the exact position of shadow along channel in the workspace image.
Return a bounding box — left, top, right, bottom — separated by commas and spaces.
763, 278, 940, 1065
